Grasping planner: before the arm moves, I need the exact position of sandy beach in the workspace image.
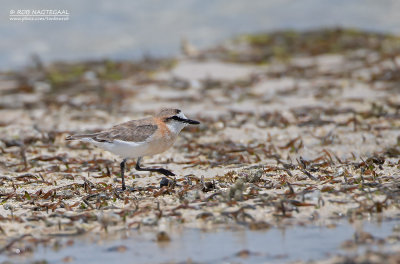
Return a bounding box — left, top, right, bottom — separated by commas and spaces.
0, 29, 400, 263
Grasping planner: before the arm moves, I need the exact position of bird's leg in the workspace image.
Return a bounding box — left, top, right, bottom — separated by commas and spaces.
135, 157, 175, 176
120, 158, 128, 190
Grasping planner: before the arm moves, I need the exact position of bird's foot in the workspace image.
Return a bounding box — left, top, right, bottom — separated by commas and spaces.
160, 177, 176, 188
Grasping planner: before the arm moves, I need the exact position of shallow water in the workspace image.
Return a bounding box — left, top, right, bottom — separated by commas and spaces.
3, 219, 398, 264
2, 0, 400, 69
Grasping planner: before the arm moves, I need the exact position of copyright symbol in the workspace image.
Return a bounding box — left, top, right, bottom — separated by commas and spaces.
10, 10, 15, 14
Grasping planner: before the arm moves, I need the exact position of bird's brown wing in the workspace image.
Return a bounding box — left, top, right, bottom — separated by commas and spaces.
67, 118, 158, 143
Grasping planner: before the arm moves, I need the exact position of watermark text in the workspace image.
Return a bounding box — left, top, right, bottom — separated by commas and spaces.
9, 9, 70, 22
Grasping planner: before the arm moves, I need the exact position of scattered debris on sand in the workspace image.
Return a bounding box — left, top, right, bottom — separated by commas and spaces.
0, 28, 399, 261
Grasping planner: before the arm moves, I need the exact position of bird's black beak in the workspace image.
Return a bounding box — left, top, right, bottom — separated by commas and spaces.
184, 118, 200, 125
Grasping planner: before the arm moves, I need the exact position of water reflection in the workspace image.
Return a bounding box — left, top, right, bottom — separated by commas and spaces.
2, 220, 396, 264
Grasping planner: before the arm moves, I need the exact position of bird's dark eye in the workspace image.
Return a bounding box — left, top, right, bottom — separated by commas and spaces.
165, 116, 178, 122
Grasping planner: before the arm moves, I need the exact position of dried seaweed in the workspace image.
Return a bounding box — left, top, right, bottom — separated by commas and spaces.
0, 28, 399, 260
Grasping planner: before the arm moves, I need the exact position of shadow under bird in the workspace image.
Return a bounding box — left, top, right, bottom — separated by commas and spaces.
66, 108, 200, 190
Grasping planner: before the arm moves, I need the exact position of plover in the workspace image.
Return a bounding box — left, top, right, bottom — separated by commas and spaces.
66, 108, 200, 190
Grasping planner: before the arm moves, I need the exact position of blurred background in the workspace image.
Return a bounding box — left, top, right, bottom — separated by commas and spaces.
2, 0, 400, 70
1, 1, 400, 263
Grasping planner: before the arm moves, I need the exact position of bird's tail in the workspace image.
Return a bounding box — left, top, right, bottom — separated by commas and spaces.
65, 133, 95, 141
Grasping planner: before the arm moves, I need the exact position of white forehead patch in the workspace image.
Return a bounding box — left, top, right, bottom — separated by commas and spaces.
177, 112, 187, 119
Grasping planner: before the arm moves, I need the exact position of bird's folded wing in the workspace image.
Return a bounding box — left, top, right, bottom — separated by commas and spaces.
66, 118, 158, 143
93, 121, 158, 143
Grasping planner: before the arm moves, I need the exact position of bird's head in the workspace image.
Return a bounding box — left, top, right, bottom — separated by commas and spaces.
157, 108, 200, 133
